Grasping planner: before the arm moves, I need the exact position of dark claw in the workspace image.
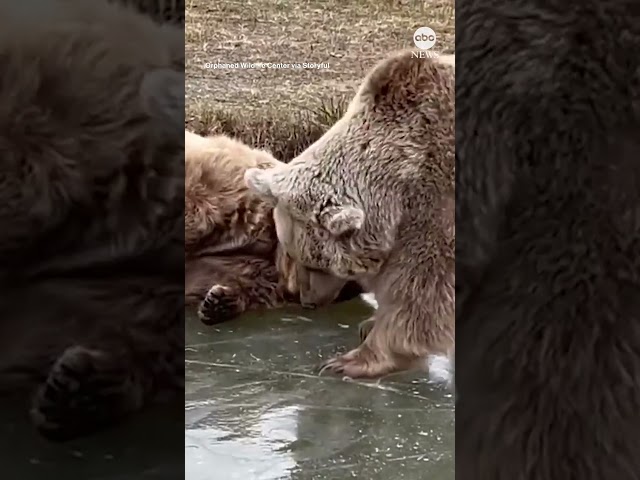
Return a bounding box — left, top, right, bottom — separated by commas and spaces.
198, 286, 239, 325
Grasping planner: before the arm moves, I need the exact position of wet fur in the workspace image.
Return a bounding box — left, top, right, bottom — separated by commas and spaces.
456, 1, 640, 479
0, 1, 184, 440
184, 131, 361, 324
246, 51, 455, 379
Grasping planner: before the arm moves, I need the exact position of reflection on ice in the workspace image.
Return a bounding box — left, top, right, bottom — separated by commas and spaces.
185, 296, 454, 480
186, 406, 300, 480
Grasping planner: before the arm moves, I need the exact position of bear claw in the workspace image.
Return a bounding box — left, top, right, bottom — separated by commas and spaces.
319, 346, 395, 379
198, 285, 240, 325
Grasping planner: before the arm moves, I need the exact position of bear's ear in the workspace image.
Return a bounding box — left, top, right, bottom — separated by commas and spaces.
245, 168, 278, 199
355, 49, 444, 110
140, 68, 184, 134
320, 206, 364, 236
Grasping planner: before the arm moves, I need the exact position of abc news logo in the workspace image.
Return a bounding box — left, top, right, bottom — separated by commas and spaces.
413, 27, 436, 50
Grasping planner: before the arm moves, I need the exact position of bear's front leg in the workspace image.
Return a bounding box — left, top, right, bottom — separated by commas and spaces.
319, 343, 409, 379
30, 345, 147, 441
358, 318, 376, 343
320, 311, 421, 379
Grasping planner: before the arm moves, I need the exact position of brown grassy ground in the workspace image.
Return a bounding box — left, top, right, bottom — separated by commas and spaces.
185, 0, 454, 160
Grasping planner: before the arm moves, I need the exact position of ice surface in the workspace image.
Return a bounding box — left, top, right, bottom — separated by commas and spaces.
0, 396, 183, 478
0, 294, 453, 479
186, 295, 454, 480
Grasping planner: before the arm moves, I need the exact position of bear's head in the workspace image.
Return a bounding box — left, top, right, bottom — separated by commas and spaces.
243, 162, 382, 281
245, 50, 454, 280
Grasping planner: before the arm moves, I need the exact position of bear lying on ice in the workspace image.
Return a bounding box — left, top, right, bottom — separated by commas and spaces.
184, 130, 361, 324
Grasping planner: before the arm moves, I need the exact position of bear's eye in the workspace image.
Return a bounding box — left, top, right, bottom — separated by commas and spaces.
309, 223, 331, 241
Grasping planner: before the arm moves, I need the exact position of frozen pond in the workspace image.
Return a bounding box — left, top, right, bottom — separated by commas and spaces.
0, 295, 453, 479
0, 396, 183, 479
186, 296, 454, 480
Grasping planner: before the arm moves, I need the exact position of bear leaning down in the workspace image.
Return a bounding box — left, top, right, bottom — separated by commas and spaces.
245, 51, 455, 379
184, 130, 362, 324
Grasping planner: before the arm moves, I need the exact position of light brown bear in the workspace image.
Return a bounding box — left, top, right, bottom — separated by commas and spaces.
245, 50, 455, 379
0, 0, 184, 440
184, 130, 361, 324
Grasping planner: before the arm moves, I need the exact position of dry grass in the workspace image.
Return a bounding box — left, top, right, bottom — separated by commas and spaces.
186, 0, 454, 160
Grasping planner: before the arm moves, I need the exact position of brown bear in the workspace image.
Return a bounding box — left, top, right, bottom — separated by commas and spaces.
184, 130, 361, 324
245, 50, 455, 379
454, 1, 640, 479
0, 1, 184, 440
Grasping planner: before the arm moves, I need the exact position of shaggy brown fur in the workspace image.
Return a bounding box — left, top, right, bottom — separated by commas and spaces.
184, 131, 280, 253
245, 50, 455, 379
184, 131, 362, 323
455, 1, 640, 479
0, 2, 184, 440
